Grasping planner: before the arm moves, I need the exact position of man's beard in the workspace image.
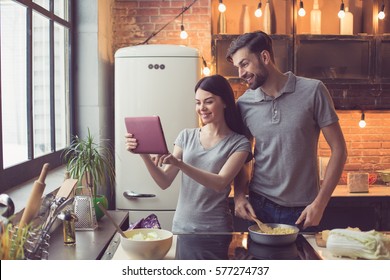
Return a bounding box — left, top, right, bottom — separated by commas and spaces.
249, 73, 267, 90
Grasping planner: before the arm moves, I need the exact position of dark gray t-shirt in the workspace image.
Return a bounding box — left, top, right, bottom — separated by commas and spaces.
172, 128, 251, 233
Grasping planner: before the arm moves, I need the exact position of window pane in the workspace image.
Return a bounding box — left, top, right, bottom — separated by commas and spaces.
1, 1, 28, 168
54, 23, 70, 150
33, 12, 51, 158
33, 0, 50, 11
54, 0, 69, 21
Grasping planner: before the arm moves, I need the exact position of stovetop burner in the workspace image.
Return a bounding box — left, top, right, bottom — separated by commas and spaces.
175, 233, 321, 260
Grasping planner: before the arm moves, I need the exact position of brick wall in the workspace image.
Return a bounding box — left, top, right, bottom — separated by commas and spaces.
319, 111, 390, 173
112, 0, 390, 174
113, 0, 212, 62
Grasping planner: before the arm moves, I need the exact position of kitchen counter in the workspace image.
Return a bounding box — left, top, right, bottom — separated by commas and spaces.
48, 210, 129, 260
321, 185, 390, 231
332, 185, 390, 197
110, 232, 322, 260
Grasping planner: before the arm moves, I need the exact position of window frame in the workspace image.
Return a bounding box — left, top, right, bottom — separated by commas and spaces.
0, 0, 74, 191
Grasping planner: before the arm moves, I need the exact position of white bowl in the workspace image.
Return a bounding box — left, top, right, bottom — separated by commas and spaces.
120, 228, 173, 260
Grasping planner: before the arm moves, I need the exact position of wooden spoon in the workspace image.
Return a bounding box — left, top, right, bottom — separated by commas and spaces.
96, 202, 127, 238
251, 215, 273, 233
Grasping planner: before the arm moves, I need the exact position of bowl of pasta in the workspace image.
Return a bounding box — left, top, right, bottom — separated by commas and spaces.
248, 223, 299, 246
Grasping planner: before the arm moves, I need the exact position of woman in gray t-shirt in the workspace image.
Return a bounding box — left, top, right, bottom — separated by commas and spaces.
125, 74, 251, 233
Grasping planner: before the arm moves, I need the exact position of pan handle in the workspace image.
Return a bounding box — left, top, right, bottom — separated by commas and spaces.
123, 191, 156, 199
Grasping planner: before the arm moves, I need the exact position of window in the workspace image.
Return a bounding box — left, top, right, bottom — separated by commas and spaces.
0, 0, 73, 191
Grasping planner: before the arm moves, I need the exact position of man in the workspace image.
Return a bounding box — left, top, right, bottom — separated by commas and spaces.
227, 31, 347, 230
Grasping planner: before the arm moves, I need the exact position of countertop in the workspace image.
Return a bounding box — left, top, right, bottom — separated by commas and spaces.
111, 232, 322, 260
229, 185, 390, 198
331, 185, 390, 197
48, 210, 129, 260
111, 232, 390, 260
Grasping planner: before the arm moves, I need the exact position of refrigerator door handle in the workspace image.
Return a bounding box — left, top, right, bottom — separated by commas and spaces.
123, 191, 156, 199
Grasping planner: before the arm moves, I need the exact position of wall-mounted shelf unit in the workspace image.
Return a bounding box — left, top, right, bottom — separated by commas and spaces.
211, 0, 390, 109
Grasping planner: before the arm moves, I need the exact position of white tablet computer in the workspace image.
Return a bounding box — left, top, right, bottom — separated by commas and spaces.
124, 116, 169, 154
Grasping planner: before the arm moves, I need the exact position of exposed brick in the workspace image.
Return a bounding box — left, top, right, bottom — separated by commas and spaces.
136, 8, 160, 16
112, 1, 390, 173
160, 8, 184, 15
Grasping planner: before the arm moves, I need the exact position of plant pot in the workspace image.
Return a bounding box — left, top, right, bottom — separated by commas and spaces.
93, 195, 108, 221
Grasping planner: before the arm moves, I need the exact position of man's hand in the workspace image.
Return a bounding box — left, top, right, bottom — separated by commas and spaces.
234, 195, 256, 221
295, 202, 325, 229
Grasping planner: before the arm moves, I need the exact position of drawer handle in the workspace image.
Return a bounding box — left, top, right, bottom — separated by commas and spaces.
123, 191, 156, 199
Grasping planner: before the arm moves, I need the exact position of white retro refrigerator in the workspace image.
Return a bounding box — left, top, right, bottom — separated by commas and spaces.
114, 45, 200, 230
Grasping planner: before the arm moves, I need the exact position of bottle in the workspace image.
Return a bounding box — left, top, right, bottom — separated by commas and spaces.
340, 7, 353, 35
218, 11, 226, 34
243, 5, 250, 33
310, 0, 321, 34
60, 210, 78, 246
263, 0, 271, 34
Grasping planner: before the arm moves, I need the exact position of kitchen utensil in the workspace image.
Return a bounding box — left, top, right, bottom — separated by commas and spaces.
41, 196, 67, 231
96, 202, 126, 238
57, 210, 78, 245
248, 223, 299, 246
56, 178, 78, 199
19, 163, 50, 227
251, 215, 272, 233
0, 193, 15, 218
73, 186, 97, 230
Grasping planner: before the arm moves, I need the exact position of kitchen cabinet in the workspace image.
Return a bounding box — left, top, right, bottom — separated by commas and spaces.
211, 0, 390, 109
319, 185, 390, 231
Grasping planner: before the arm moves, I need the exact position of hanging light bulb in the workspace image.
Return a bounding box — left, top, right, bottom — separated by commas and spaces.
179, 8, 188, 39
202, 57, 211, 76
298, 1, 306, 17
378, 2, 386, 20
218, 0, 226, 13
255, 1, 262, 17
359, 111, 366, 128
180, 25, 188, 39
338, 1, 345, 18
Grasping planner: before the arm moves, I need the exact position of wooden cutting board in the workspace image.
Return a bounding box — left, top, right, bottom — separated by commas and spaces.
56, 178, 78, 198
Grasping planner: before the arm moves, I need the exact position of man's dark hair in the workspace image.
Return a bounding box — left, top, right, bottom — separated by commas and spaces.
226, 31, 275, 63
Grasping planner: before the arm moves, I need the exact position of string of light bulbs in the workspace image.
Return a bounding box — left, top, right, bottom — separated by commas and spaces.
255, 1, 262, 17
359, 111, 366, 128
298, 0, 306, 17
137, 0, 198, 45
218, 0, 227, 13
202, 57, 211, 76
379, 1, 386, 20
180, 6, 188, 39
294, 1, 385, 20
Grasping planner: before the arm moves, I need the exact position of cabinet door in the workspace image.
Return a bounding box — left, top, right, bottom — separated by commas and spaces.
295, 35, 375, 84
376, 36, 390, 83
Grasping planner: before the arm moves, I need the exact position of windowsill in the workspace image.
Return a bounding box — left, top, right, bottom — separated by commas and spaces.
4, 165, 67, 213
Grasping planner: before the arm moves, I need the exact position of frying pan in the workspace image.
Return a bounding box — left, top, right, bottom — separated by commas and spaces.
248, 223, 299, 246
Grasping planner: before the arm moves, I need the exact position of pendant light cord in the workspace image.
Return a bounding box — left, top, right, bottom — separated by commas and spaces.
138, 0, 198, 45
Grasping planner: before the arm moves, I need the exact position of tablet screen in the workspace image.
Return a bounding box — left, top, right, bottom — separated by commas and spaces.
124, 116, 169, 154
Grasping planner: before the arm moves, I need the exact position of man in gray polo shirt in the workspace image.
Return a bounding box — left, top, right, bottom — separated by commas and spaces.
227, 31, 347, 230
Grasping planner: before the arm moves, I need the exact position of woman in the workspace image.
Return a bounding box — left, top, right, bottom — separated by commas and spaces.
125, 74, 251, 233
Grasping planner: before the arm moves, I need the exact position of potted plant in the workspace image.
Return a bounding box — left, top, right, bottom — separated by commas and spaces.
0, 223, 30, 260
62, 128, 115, 220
